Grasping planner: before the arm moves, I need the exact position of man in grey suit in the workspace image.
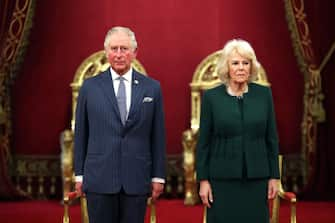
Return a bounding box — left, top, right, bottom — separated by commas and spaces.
74, 26, 166, 223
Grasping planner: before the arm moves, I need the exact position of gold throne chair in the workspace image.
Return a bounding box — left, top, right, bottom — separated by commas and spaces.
182, 50, 297, 223
60, 50, 156, 223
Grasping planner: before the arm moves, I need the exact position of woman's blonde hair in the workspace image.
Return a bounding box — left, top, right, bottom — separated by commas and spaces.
217, 39, 260, 84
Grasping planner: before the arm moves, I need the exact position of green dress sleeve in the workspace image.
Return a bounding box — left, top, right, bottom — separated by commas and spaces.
196, 91, 213, 181
266, 87, 280, 179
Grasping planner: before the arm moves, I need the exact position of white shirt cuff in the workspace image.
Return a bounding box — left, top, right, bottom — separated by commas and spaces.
75, 175, 165, 184
152, 177, 165, 184
75, 175, 83, 182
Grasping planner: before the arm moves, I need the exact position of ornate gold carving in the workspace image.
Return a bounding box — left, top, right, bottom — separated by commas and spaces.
0, 0, 35, 199
308, 68, 325, 122
0, 104, 6, 124
11, 155, 60, 198
284, 0, 334, 186
60, 130, 74, 198
182, 129, 199, 205
14, 155, 60, 176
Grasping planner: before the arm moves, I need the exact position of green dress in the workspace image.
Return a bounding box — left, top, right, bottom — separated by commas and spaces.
196, 83, 280, 223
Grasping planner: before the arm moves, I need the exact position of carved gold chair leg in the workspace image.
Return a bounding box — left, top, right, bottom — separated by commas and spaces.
182, 129, 199, 205
62, 191, 86, 223
203, 206, 207, 223
277, 190, 297, 223
63, 195, 70, 223
148, 197, 156, 223
80, 196, 89, 223
63, 192, 78, 223
271, 155, 297, 223
290, 200, 297, 223
271, 195, 280, 223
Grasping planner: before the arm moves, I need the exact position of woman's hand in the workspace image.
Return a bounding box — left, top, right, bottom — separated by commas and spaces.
199, 180, 213, 208
268, 179, 279, 199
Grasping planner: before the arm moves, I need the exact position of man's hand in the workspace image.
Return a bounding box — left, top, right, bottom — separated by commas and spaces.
268, 179, 279, 199
199, 180, 213, 208
75, 181, 84, 197
151, 182, 164, 202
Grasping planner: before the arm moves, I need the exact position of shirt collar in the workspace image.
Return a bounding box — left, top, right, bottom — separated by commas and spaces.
110, 67, 133, 83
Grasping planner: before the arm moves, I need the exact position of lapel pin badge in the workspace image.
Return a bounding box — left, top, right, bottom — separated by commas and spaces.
134, 79, 139, 85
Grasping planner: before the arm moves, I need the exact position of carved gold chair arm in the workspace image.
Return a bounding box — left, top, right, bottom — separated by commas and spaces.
278, 190, 297, 201
277, 190, 297, 223
271, 155, 297, 223
182, 129, 200, 205
62, 191, 89, 223
60, 130, 75, 199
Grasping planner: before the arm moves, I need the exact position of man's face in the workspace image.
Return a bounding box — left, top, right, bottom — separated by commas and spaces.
105, 32, 137, 75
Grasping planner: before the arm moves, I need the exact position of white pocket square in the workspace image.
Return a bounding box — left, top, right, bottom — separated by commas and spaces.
143, 97, 153, 103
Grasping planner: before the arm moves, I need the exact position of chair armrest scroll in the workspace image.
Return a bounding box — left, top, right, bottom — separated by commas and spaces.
278, 190, 297, 202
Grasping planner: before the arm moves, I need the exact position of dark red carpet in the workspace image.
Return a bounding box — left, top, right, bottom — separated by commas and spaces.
1, 199, 335, 223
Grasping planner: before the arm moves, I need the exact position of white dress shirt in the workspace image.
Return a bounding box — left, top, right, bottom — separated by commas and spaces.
110, 67, 132, 118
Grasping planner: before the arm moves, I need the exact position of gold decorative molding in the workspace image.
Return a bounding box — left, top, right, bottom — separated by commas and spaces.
0, 0, 35, 198
0, 0, 35, 169
11, 153, 183, 200
11, 155, 61, 198
13, 155, 60, 177
284, 0, 331, 186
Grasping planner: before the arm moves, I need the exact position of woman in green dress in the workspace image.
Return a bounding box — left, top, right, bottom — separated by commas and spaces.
196, 39, 280, 223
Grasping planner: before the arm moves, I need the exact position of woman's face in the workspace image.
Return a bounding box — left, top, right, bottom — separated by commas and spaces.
228, 52, 251, 84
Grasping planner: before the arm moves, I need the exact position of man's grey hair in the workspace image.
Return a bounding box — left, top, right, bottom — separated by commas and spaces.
104, 26, 138, 50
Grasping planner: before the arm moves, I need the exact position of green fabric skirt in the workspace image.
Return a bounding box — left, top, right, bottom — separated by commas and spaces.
207, 178, 269, 223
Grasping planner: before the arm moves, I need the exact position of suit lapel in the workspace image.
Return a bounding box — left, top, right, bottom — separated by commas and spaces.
127, 71, 145, 125
96, 69, 146, 126
97, 69, 121, 118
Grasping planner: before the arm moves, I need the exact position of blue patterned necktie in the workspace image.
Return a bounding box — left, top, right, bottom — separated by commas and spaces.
117, 77, 127, 125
